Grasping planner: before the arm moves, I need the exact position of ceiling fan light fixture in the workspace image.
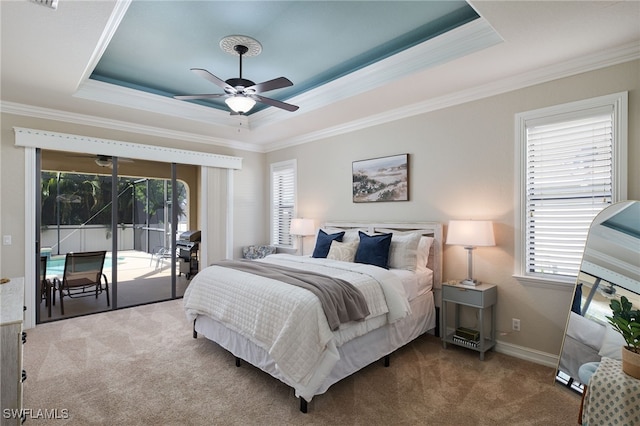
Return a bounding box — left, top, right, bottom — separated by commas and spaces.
225, 95, 256, 114
95, 156, 112, 167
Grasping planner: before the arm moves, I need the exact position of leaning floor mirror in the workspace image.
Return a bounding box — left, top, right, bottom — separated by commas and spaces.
556, 200, 640, 392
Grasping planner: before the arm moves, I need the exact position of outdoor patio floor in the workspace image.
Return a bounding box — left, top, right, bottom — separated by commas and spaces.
39, 250, 192, 322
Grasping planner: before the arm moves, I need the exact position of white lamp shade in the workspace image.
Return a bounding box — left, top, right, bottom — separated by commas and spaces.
446, 220, 495, 247
290, 218, 315, 236
225, 96, 256, 113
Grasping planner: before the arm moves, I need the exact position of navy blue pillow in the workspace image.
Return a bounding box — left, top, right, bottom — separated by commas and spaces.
354, 231, 392, 269
312, 230, 345, 258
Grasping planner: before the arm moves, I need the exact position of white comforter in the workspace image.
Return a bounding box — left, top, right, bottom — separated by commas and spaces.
183, 254, 410, 391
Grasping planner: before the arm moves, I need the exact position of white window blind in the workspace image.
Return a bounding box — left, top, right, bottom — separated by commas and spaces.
270, 160, 296, 247
515, 92, 627, 286
525, 109, 614, 279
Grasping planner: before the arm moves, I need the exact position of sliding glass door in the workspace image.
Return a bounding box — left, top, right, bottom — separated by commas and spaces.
37, 150, 195, 322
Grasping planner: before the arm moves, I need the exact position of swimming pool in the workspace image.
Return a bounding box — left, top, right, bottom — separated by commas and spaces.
46, 255, 122, 276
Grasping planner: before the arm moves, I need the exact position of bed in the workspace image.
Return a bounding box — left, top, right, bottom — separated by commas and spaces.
183, 222, 442, 412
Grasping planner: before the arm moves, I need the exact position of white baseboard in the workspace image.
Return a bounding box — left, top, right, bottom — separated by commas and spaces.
495, 339, 559, 369
442, 325, 559, 368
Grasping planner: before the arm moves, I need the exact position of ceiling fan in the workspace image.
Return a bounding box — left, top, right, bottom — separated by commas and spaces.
95, 155, 115, 167
174, 36, 299, 115
94, 155, 136, 168
68, 154, 134, 168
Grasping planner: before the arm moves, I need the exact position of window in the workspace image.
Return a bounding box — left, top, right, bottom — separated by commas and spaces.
270, 160, 297, 247
515, 92, 627, 285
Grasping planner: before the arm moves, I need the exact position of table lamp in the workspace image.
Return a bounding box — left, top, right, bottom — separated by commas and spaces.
290, 218, 315, 255
446, 220, 495, 285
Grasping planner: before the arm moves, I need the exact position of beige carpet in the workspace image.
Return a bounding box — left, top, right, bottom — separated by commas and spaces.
23, 299, 580, 425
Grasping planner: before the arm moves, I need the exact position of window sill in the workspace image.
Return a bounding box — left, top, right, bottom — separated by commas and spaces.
513, 274, 576, 291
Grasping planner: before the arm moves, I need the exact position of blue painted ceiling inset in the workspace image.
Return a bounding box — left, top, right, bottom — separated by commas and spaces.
90, 1, 479, 114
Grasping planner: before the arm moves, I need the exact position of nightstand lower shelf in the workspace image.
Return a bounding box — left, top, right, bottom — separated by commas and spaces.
443, 332, 496, 354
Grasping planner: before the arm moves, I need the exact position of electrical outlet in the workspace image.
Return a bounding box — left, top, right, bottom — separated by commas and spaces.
512, 318, 521, 332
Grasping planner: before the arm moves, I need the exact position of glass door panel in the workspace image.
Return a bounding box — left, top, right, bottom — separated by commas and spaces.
38, 151, 196, 322
39, 169, 114, 320
116, 160, 174, 308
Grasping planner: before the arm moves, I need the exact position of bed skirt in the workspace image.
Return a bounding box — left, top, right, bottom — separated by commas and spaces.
193, 290, 435, 402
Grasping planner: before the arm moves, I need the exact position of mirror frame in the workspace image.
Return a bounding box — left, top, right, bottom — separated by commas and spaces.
556, 200, 640, 392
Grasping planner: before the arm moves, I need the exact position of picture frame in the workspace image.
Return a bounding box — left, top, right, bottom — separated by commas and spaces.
352, 154, 409, 203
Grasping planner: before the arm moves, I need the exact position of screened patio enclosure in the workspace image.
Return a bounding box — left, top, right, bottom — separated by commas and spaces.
37, 150, 196, 323
41, 173, 186, 256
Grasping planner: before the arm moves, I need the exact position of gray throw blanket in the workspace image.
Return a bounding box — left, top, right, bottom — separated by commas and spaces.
212, 259, 370, 331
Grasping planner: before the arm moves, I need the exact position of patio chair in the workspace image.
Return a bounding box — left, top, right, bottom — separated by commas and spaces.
39, 256, 53, 317
54, 251, 110, 315
150, 246, 172, 269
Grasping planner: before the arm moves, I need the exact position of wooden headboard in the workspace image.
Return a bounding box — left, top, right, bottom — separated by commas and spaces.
322, 221, 443, 289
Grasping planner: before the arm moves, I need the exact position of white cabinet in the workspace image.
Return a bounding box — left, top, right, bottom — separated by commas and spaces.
1, 278, 25, 426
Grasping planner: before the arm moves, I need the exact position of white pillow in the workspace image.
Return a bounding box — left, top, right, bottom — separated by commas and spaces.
341, 230, 361, 244
321, 228, 361, 243
416, 236, 434, 271
598, 324, 626, 360
327, 240, 359, 262
388, 232, 421, 271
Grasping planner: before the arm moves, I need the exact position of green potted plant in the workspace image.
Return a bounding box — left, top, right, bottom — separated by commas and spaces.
606, 295, 640, 379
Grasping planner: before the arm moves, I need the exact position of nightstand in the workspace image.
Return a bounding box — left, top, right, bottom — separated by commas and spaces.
441, 282, 497, 360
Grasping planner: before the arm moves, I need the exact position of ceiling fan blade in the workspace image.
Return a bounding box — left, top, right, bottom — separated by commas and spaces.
252, 95, 299, 112
191, 68, 236, 93
174, 94, 226, 100
245, 77, 293, 94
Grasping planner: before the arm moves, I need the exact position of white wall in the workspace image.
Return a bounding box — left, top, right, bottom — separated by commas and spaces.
40, 225, 135, 254
265, 60, 640, 361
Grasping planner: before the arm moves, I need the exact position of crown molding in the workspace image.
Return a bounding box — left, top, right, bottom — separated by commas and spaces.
75, 0, 132, 89
249, 17, 503, 130
2, 41, 637, 155
0, 101, 263, 153
263, 41, 640, 152
73, 79, 247, 129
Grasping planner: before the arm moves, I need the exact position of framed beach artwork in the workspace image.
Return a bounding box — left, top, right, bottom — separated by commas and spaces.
352, 154, 409, 203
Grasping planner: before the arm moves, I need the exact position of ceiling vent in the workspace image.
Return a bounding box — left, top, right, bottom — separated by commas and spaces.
32, 0, 58, 10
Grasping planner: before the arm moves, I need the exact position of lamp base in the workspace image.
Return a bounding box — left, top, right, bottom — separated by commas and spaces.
459, 278, 480, 286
